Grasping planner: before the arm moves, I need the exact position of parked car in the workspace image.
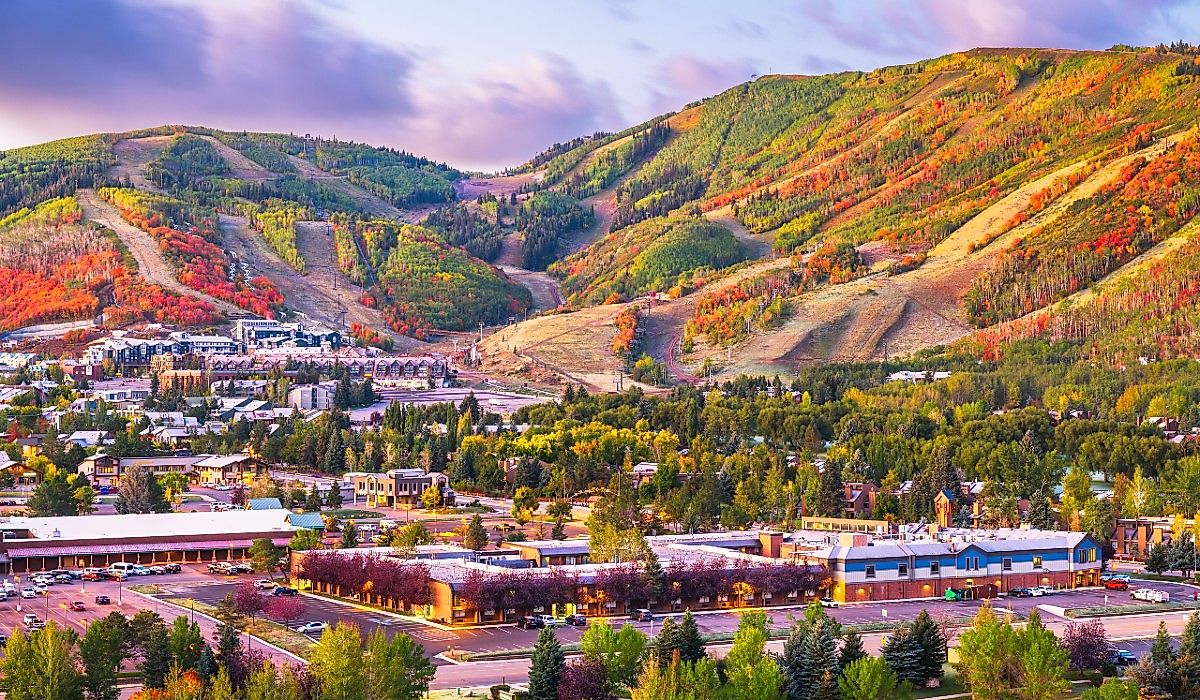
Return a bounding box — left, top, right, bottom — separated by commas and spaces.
564, 614, 587, 626
20, 588, 35, 599
1104, 579, 1129, 591
1008, 587, 1033, 598
232, 563, 254, 574
208, 563, 235, 575
162, 563, 182, 574
94, 595, 111, 605
22, 614, 39, 626
294, 622, 328, 635
819, 597, 840, 608
1033, 586, 1055, 596
32, 584, 48, 595
54, 574, 72, 584
629, 609, 654, 622
0, 634, 8, 646
517, 616, 544, 629
272, 587, 298, 597
536, 615, 559, 628
28, 620, 45, 631
1109, 649, 1138, 666
149, 566, 166, 575
68, 601, 86, 611
255, 579, 277, 590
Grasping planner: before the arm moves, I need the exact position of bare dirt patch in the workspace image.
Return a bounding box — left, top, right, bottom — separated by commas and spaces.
107, 137, 173, 192
453, 172, 543, 200
195, 135, 277, 180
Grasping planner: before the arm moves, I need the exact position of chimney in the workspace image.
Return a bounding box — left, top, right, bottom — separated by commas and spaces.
759, 531, 783, 559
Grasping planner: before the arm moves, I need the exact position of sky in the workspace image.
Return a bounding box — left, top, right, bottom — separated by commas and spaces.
1, 0, 1198, 170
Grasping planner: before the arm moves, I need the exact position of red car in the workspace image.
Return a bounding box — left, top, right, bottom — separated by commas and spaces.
67, 601, 86, 611
1104, 579, 1129, 591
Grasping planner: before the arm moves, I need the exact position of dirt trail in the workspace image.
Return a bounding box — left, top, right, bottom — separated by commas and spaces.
107, 137, 172, 192
497, 265, 563, 313
77, 189, 240, 315
703, 206, 775, 259
219, 215, 423, 349
195, 135, 277, 180
453, 172, 542, 200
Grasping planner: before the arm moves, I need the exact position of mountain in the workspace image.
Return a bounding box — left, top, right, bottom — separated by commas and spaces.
6, 45, 1200, 382
482, 45, 1200, 382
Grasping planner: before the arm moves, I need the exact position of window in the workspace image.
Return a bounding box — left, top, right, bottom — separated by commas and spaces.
865, 564, 876, 579
1032, 556, 1043, 569
1002, 557, 1012, 571
929, 561, 941, 575
898, 563, 909, 577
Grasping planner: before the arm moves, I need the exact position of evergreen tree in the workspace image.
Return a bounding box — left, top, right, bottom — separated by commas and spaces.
325, 481, 344, 508
676, 610, 705, 664
814, 463, 843, 517
1145, 542, 1171, 574
781, 617, 839, 700
655, 617, 681, 668
463, 513, 490, 550
1178, 612, 1200, 691
140, 625, 172, 689
644, 553, 664, 604
196, 644, 218, 682
551, 520, 566, 540
167, 616, 203, 670
910, 610, 948, 682
1025, 494, 1056, 530
528, 628, 565, 700
340, 521, 359, 549
305, 484, 323, 512
881, 627, 925, 686
838, 657, 912, 700
838, 628, 868, 670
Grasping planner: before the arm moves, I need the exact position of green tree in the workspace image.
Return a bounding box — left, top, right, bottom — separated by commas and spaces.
654, 616, 681, 668
79, 615, 126, 700
725, 611, 784, 700
677, 610, 706, 663
838, 656, 912, 700
310, 622, 366, 700
27, 466, 95, 516
631, 657, 721, 700
528, 627, 566, 700
167, 616, 203, 671
305, 484, 324, 512
362, 628, 435, 700
512, 485, 539, 523
1080, 679, 1138, 700
909, 610, 947, 683
839, 628, 868, 670
195, 644, 218, 682
0, 623, 83, 700
325, 482, 344, 508
1017, 611, 1070, 700
140, 624, 172, 690
249, 537, 284, 576
462, 513, 490, 550
955, 606, 1017, 700
1146, 542, 1171, 574
340, 521, 359, 549
289, 528, 323, 551
115, 464, 170, 514
580, 622, 648, 691
420, 484, 442, 510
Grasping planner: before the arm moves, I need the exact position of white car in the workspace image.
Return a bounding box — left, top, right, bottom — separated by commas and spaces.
20, 588, 35, 599
32, 584, 48, 595
1034, 586, 1056, 596
819, 597, 840, 608
294, 622, 328, 635
21, 614, 39, 626
255, 579, 277, 590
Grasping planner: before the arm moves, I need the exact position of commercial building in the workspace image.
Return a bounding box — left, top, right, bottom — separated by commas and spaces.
345, 469, 456, 507
78, 453, 263, 487
287, 383, 336, 411
0, 510, 297, 573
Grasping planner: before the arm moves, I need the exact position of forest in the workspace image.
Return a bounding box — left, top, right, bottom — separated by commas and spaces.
514, 191, 594, 270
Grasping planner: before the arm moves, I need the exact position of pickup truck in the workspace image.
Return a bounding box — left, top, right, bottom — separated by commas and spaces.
1132, 588, 1170, 603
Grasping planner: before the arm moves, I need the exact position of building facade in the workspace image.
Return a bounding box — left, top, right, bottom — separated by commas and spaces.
345, 469, 456, 507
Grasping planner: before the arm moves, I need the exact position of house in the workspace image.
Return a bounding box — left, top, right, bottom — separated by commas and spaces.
345, 469, 456, 508
0, 455, 39, 487
843, 482, 879, 518
885, 370, 952, 383
288, 383, 336, 411
79, 453, 263, 488
248, 497, 284, 511
64, 431, 115, 448
167, 332, 240, 356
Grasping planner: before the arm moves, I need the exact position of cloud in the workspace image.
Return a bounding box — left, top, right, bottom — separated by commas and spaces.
407, 54, 623, 170
0, 0, 415, 145
798, 0, 1192, 59
648, 55, 757, 114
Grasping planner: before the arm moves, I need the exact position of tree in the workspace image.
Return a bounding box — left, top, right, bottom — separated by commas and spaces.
1062, 618, 1110, 672
115, 464, 170, 514
1170, 530, 1197, 579
955, 606, 1017, 700
463, 513, 490, 551
528, 627, 566, 700
267, 596, 305, 627
168, 616, 204, 671
1017, 611, 1070, 700
390, 522, 433, 552
310, 623, 366, 700
557, 658, 614, 700
580, 622, 647, 692
158, 472, 189, 503
234, 581, 267, 618
677, 610, 705, 663
289, 528, 323, 551
512, 485, 539, 523
0, 623, 83, 700
838, 657, 912, 700
79, 615, 126, 700
654, 616, 681, 668
839, 628, 868, 670
341, 521, 359, 549
631, 657, 721, 700
249, 538, 284, 576
305, 484, 323, 512
725, 611, 784, 700
362, 628, 435, 700
195, 645, 218, 682
781, 614, 839, 700
1146, 542, 1171, 574
881, 627, 925, 687
910, 610, 947, 683
1178, 611, 1200, 691
420, 484, 442, 510
140, 624, 172, 689
325, 481, 344, 508
1080, 679, 1138, 700
27, 465, 94, 516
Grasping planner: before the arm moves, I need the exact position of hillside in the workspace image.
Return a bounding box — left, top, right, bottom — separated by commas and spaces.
488, 46, 1200, 381
0, 126, 528, 341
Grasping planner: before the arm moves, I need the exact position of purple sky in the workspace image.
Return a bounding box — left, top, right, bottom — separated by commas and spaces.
0, 0, 1196, 170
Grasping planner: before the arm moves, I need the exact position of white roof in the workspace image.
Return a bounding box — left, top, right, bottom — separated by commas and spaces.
4, 509, 296, 542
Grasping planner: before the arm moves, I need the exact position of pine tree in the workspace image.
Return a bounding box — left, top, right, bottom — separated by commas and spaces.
881, 626, 925, 686
463, 513, 490, 550
655, 617, 681, 668
1146, 542, 1171, 574
325, 481, 344, 508
528, 627, 565, 700
196, 644, 218, 681
838, 628, 867, 670
910, 609, 948, 682
781, 618, 839, 700
305, 484, 323, 512
644, 554, 664, 604
340, 521, 359, 549
140, 625, 172, 689
1151, 621, 1176, 665
1179, 612, 1200, 690
677, 610, 706, 664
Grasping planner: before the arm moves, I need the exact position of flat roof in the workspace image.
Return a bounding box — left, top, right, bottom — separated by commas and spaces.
1, 510, 296, 543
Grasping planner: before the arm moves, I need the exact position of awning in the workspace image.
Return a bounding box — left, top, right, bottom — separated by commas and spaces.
9, 537, 292, 558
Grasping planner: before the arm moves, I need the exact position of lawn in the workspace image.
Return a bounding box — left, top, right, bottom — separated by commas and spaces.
325, 509, 384, 519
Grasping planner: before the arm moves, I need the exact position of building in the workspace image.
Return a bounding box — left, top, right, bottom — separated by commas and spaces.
800, 530, 1102, 603
1112, 517, 1187, 560
63, 431, 114, 448
167, 332, 240, 356
79, 453, 263, 487
84, 336, 176, 368
288, 383, 336, 411
231, 318, 343, 350
0, 510, 297, 573
345, 469, 456, 507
